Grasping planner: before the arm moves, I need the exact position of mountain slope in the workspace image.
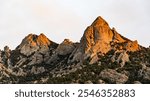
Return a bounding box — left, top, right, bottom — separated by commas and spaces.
0, 16, 149, 84
69, 16, 140, 64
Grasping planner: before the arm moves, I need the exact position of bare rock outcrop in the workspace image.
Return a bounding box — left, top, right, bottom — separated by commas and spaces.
14, 33, 58, 66
116, 51, 130, 67
46, 39, 76, 65
100, 69, 128, 84
126, 40, 140, 52
69, 16, 140, 64
138, 63, 150, 82
16, 33, 58, 56
69, 16, 113, 63
55, 39, 75, 56
0, 16, 146, 84
2, 46, 12, 67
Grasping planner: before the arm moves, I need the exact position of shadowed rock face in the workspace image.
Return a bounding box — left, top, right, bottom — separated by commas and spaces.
55, 39, 75, 56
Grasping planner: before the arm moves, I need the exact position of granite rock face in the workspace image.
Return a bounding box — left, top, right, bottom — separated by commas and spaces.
16, 33, 58, 56
55, 39, 75, 56
117, 51, 130, 67
0, 16, 149, 84
100, 69, 128, 84
69, 16, 140, 64
14, 33, 58, 66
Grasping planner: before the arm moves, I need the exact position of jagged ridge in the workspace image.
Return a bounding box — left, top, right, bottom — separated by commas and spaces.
0, 16, 149, 84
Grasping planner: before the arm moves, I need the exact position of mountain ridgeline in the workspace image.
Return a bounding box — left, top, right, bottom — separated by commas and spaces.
0, 16, 150, 84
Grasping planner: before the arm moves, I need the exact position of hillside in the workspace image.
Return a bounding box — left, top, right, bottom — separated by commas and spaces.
0, 16, 150, 84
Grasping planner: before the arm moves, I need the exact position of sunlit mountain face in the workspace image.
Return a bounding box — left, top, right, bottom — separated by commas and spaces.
0, 16, 150, 84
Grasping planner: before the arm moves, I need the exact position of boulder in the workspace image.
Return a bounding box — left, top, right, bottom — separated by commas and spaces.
134, 81, 142, 84
117, 51, 130, 67
97, 79, 105, 84
142, 68, 150, 82
28, 53, 43, 65
126, 40, 140, 52
4, 46, 11, 58
55, 39, 75, 56
31, 66, 45, 75
85, 80, 93, 84
100, 69, 128, 84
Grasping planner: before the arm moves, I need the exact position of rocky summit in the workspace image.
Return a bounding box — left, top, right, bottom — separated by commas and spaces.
0, 16, 149, 84
69, 16, 140, 64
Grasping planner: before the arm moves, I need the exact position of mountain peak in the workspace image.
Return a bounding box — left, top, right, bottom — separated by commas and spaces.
0, 16, 149, 84
79, 16, 113, 53
20, 33, 51, 47
16, 33, 57, 56
70, 16, 140, 63
37, 33, 51, 46
92, 16, 109, 27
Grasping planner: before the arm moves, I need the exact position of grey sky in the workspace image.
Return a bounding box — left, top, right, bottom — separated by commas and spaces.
0, 0, 150, 49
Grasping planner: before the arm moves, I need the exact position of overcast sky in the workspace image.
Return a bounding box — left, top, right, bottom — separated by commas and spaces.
0, 0, 150, 49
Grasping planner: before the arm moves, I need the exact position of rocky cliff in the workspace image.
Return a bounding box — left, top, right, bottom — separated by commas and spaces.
0, 16, 149, 84
69, 16, 140, 64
